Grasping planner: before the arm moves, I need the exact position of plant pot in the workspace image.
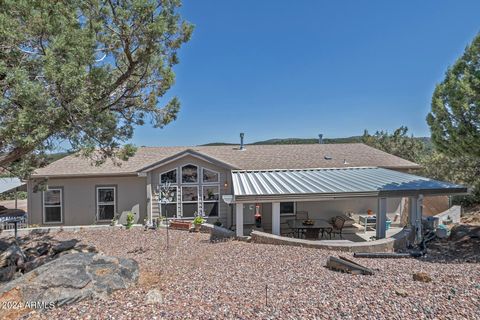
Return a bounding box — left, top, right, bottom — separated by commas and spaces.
194, 224, 201, 232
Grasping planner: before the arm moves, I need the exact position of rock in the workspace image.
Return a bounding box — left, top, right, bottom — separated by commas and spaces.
22, 255, 52, 273
52, 240, 78, 254
395, 288, 408, 297
209, 225, 235, 242
0, 244, 25, 268
0, 266, 16, 282
145, 289, 163, 304
413, 272, 432, 283
0, 253, 139, 313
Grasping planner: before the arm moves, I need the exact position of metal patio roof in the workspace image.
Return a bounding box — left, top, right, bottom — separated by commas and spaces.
230, 167, 467, 202
0, 178, 26, 194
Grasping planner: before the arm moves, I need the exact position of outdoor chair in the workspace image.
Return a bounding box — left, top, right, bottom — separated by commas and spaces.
294, 211, 309, 238
295, 211, 309, 220
330, 216, 346, 239
280, 221, 295, 238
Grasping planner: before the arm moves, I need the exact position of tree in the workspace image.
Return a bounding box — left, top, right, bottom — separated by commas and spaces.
0, 0, 193, 177
426, 33, 480, 157
361, 126, 425, 162
420, 152, 480, 206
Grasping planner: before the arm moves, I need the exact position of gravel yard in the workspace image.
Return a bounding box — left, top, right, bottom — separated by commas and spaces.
22, 228, 480, 320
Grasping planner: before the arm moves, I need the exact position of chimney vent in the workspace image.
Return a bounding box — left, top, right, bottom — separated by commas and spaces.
318, 134, 323, 144
240, 132, 245, 150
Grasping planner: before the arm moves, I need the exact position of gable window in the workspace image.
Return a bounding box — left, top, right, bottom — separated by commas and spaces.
280, 202, 295, 216
160, 169, 177, 184
203, 168, 219, 183
97, 186, 116, 221
182, 164, 198, 183
181, 186, 198, 217
160, 186, 177, 218
43, 188, 62, 223
203, 186, 219, 217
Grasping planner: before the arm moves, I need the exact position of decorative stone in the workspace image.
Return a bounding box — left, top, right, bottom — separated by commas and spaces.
395, 288, 408, 297
52, 239, 78, 254
146, 289, 163, 304
0, 253, 139, 312
413, 272, 432, 283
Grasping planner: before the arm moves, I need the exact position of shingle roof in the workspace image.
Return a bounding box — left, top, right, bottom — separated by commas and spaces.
32, 143, 420, 177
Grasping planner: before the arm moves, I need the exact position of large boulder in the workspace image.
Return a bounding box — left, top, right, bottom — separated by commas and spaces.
0, 253, 139, 317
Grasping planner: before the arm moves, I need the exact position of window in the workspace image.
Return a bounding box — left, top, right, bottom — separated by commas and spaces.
182, 186, 198, 217
203, 168, 219, 183
280, 202, 295, 216
182, 164, 198, 183
160, 186, 177, 218
43, 188, 62, 223
97, 187, 116, 221
160, 169, 177, 184
203, 186, 219, 217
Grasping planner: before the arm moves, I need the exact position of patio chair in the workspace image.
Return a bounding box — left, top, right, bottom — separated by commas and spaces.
330, 216, 346, 239
280, 221, 295, 238
296, 211, 309, 220
294, 211, 309, 238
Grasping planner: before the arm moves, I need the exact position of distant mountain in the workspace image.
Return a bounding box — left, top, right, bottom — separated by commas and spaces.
200, 136, 431, 146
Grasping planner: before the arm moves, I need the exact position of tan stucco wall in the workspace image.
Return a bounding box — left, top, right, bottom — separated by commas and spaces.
147, 154, 233, 227
28, 176, 147, 226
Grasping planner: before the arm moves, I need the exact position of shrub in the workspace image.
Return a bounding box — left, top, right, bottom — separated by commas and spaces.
126, 212, 135, 229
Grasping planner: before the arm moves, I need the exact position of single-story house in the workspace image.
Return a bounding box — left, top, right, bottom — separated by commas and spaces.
27, 140, 467, 240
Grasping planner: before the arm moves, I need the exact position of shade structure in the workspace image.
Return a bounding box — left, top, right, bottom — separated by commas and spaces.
0, 178, 26, 194
230, 167, 467, 203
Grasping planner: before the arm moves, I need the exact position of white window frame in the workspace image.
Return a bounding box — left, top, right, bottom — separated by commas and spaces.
181, 164, 199, 184
280, 201, 296, 216
202, 185, 220, 217
181, 185, 199, 217
202, 167, 220, 184
160, 168, 178, 184
43, 188, 63, 224
160, 186, 178, 218
96, 186, 116, 221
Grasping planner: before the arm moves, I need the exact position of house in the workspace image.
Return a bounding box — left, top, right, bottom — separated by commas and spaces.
27, 140, 467, 240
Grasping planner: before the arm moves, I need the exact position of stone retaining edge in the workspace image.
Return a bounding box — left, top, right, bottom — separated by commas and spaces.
250, 228, 412, 253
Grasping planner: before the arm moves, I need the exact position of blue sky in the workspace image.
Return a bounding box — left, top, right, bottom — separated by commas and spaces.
131, 0, 480, 146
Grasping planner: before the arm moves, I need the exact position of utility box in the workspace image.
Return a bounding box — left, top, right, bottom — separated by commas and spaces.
423, 216, 439, 230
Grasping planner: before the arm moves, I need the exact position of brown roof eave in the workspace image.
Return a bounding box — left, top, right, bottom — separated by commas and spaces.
30, 172, 141, 179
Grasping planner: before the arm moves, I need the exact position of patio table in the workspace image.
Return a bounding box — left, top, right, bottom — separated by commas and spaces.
287, 219, 333, 240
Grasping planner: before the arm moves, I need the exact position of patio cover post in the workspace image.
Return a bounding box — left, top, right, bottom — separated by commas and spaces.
408, 196, 416, 228
146, 183, 153, 224
415, 195, 424, 244
272, 202, 280, 235
236, 203, 243, 237
376, 197, 387, 239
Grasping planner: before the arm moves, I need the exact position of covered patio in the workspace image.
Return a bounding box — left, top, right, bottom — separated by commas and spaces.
225, 167, 467, 242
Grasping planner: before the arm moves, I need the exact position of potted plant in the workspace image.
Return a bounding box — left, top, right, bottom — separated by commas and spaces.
126, 211, 135, 229
192, 215, 205, 232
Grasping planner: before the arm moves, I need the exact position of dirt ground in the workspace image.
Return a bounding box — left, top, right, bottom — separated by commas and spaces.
0, 199, 27, 211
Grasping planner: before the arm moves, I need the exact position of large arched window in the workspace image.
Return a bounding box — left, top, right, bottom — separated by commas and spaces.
160, 168, 177, 184
182, 164, 198, 183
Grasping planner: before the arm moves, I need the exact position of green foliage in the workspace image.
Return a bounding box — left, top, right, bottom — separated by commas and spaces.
126, 211, 134, 229
0, 0, 193, 177
193, 215, 205, 225
0, 191, 27, 201
420, 151, 480, 207
361, 126, 425, 162
427, 32, 480, 157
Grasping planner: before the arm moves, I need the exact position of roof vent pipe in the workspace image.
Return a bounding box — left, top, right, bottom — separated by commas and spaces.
318, 134, 323, 144
240, 132, 245, 150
